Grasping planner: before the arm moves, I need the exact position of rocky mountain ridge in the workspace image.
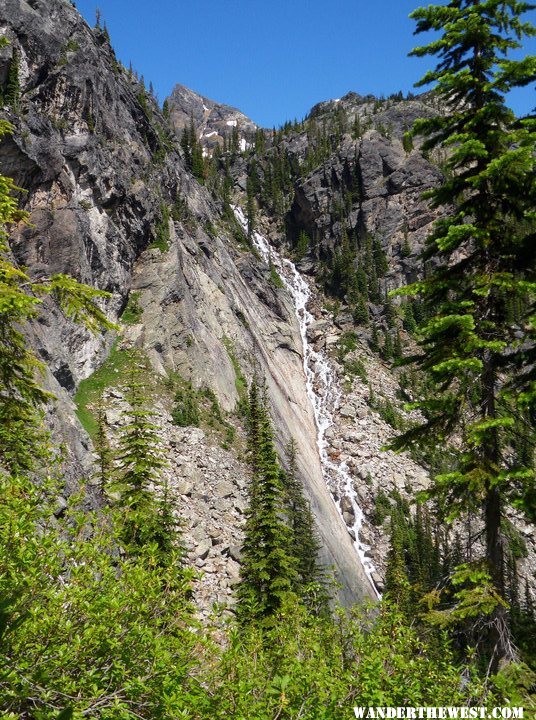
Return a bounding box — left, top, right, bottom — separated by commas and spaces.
1, 0, 534, 611
167, 83, 257, 153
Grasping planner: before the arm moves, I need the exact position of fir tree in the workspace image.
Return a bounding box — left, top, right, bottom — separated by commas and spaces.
5, 49, 20, 110
391, 0, 536, 666
180, 126, 191, 168
393, 328, 403, 360
369, 322, 380, 354
115, 367, 170, 553
384, 517, 411, 615
236, 379, 298, 621
283, 439, 327, 610
402, 301, 417, 334
353, 293, 369, 326
93, 401, 113, 493
373, 236, 388, 277
401, 233, 411, 258
381, 330, 393, 361
246, 180, 256, 239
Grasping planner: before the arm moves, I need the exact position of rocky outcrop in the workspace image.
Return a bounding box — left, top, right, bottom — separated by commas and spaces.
285, 123, 444, 290
0, 0, 375, 606
4, 2, 532, 610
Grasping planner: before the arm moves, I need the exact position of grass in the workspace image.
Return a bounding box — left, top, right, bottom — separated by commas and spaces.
74, 343, 139, 437
269, 262, 284, 289
76, 340, 242, 450
120, 291, 143, 325
166, 372, 240, 449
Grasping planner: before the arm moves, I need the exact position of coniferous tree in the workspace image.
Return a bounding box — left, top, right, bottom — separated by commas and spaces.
384, 517, 411, 615
353, 293, 369, 326
93, 401, 113, 493
180, 126, 191, 168
391, 0, 536, 666
5, 49, 20, 110
402, 301, 417, 333
245, 179, 256, 239
393, 328, 403, 361
283, 439, 327, 610
373, 236, 388, 277
369, 322, 380, 354
115, 367, 170, 553
401, 233, 412, 258
236, 379, 298, 620
381, 330, 393, 361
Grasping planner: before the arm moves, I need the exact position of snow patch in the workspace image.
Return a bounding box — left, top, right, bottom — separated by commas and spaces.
226, 119, 238, 127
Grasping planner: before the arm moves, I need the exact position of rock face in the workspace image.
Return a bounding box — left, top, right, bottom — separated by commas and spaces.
3, 2, 533, 609
281, 95, 445, 289
0, 0, 375, 607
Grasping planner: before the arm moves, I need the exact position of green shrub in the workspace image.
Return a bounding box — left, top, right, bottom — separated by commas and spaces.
121, 290, 143, 324
171, 384, 200, 427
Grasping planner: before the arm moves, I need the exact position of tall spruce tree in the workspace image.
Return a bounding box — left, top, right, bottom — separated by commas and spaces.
391, 0, 535, 666
283, 439, 328, 610
93, 401, 113, 493
236, 379, 298, 620
5, 49, 20, 110
115, 366, 171, 556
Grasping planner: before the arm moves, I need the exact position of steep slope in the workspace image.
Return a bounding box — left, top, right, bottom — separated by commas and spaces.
0, 0, 375, 606
5, 1, 532, 610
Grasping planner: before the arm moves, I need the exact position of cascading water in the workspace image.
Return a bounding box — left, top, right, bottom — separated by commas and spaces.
234, 207, 379, 595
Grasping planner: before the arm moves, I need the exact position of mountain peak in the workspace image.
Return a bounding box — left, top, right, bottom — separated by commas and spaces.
167, 83, 257, 150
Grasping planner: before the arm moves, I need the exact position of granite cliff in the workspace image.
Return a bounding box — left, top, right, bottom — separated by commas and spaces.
2, 0, 534, 612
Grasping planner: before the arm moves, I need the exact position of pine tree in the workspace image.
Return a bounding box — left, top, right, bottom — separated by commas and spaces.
384, 517, 411, 615
180, 126, 191, 168
353, 293, 369, 326
93, 401, 113, 493
283, 439, 328, 610
393, 328, 403, 360
115, 367, 170, 553
391, 0, 536, 666
402, 301, 417, 334
246, 180, 256, 239
5, 49, 20, 110
236, 379, 298, 621
369, 322, 380, 354
381, 330, 393, 361
373, 236, 388, 277
401, 233, 411, 258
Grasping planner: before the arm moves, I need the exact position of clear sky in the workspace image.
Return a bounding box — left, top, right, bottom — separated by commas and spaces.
75, 0, 535, 128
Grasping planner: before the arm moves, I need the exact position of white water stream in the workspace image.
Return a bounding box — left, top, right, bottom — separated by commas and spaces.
234, 207, 379, 595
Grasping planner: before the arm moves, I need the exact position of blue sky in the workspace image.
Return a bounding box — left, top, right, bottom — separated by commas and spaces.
76, 0, 535, 127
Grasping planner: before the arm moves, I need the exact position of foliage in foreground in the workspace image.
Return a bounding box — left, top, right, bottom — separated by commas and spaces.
1, 469, 500, 719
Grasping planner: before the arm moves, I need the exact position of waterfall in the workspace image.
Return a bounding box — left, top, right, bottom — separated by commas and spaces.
234, 208, 379, 595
